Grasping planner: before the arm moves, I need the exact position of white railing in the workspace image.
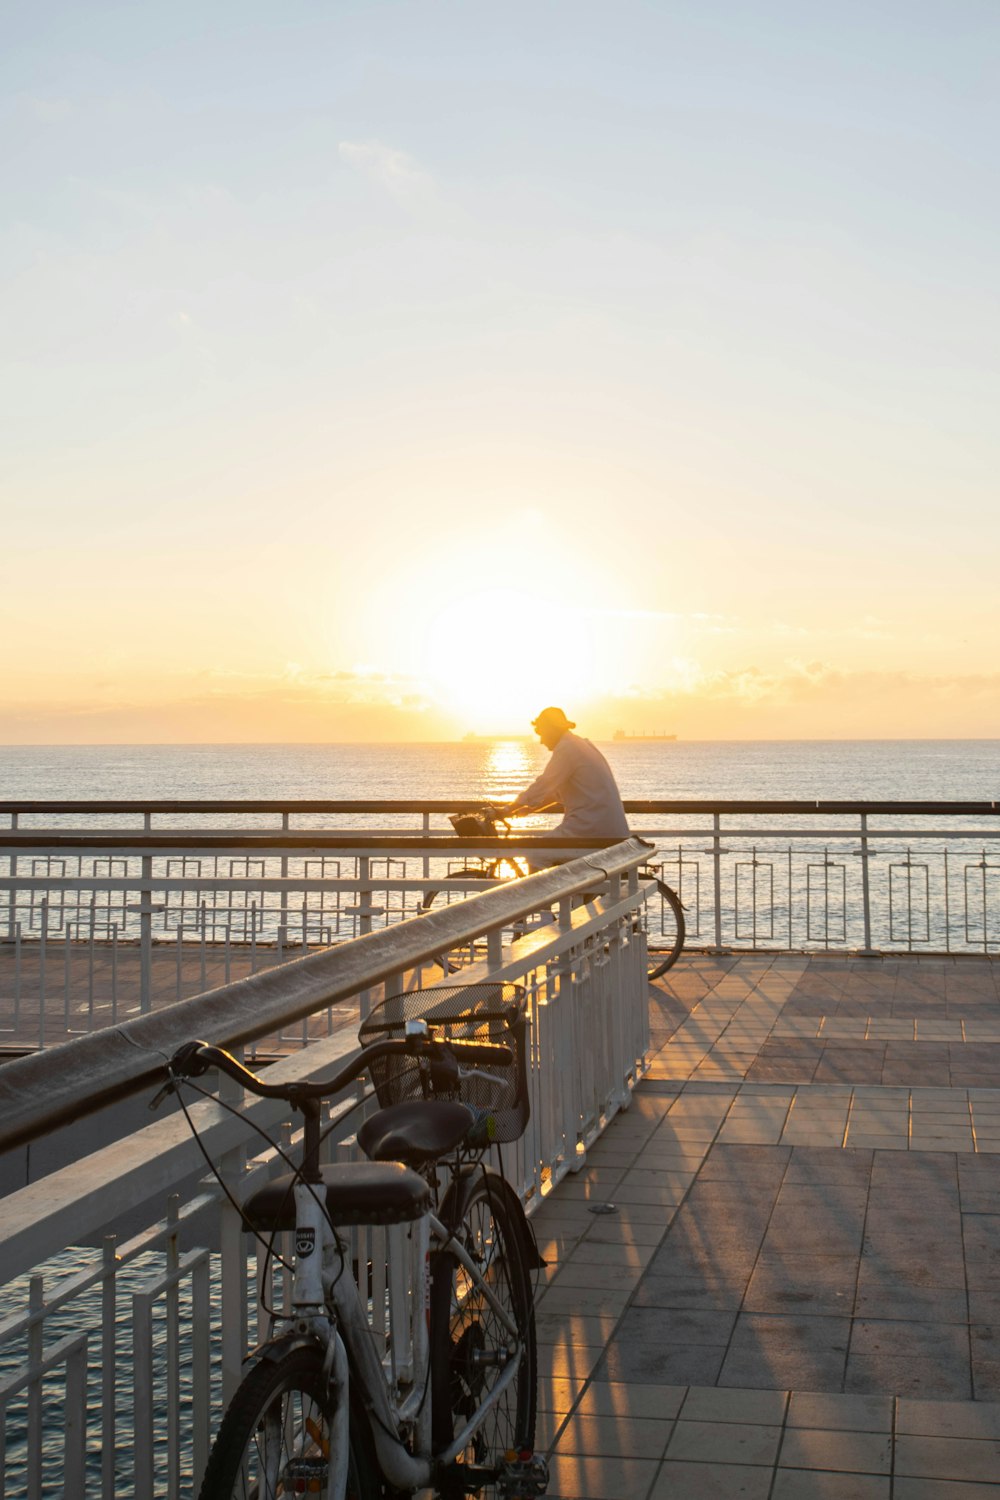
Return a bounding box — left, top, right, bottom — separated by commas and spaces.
2, 799, 999, 1052
0, 843, 651, 1498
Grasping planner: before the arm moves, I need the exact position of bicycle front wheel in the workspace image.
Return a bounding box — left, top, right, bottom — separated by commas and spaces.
197, 1344, 380, 1500
431, 1173, 536, 1497
647, 879, 686, 980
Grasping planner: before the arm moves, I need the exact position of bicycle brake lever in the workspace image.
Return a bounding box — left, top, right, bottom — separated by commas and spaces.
457, 1066, 507, 1090
148, 1078, 176, 1112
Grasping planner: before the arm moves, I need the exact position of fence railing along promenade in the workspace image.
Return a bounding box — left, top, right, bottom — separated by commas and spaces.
0, 840, 653, 1498
2, 799, 999, 1051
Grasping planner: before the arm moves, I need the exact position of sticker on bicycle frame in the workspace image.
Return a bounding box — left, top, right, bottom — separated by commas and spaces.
296, 1227, 316, 1258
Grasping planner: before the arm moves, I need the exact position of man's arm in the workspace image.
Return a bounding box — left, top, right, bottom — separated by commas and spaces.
504, 744, 566, 816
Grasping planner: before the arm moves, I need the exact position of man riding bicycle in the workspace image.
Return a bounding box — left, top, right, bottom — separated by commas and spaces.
495, 706, 630, 844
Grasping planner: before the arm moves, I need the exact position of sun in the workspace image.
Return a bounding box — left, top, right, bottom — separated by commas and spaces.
421, 587, 594, 731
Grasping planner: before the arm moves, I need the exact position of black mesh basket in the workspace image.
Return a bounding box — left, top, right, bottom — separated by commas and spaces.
358, 982, 529, 1144
449, 811, 497, 837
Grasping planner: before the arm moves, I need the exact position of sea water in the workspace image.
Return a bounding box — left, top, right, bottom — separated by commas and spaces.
1, 738, 997, 804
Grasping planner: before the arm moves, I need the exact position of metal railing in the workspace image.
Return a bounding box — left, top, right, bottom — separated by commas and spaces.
2, 800, 998, 1053
0, 841, 652, 1498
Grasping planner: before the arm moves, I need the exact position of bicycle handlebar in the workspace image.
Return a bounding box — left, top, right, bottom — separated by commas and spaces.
167, 1033, 513, 1108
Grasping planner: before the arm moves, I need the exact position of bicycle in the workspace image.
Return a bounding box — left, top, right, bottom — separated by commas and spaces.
423, 809, 686, 980
159, 981, 548, 1500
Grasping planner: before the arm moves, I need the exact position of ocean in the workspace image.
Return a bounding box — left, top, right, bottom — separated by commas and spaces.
1, 739, 998, 806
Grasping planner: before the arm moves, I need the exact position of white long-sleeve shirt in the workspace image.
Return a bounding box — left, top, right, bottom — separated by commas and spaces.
510, 733, 630, 839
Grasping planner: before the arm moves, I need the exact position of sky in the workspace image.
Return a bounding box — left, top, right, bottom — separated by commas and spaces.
3, 1, 999, 742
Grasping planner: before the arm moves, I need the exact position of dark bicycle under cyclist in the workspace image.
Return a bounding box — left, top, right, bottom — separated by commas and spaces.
497, 706, 630, 847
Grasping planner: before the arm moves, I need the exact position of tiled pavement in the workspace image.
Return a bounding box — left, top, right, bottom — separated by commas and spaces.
532, 952, 1000, 1496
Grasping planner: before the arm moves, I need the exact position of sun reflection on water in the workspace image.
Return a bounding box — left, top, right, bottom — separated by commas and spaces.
484, 738, 533, 801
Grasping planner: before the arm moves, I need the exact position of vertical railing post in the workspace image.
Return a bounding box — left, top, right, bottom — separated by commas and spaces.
358, 855, 373, 1017
218, 1067, 248, 1403
278, 811, 290, 952
421, 812, 431, 918
712, 813, 723, 951
7, 810, 17, 941
859, 813, 874, 955
28, 1276, 43, 1500
39, 898, 48, 1052
140, 853, 153, 1014
101, 1235, 118, 1500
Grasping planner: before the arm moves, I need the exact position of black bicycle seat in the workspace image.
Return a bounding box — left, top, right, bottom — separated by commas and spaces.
358, 1100, 475, 1166
243, 1160, 431, 1230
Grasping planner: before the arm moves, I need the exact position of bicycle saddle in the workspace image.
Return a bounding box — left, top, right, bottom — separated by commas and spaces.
358, 1100, 475, 1167
243, 1161, 431, 1230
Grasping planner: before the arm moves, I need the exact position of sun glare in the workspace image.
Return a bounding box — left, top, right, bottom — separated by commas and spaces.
421, 588, 594, 731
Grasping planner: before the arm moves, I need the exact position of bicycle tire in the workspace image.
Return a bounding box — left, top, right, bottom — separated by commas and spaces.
647, 878, 686, 980
196, 1343, 381, 1500
421, 864, 501, 912
430, 1172, 537, 1498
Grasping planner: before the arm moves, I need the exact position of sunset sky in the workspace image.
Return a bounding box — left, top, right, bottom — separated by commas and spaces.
3, 1, 999, 742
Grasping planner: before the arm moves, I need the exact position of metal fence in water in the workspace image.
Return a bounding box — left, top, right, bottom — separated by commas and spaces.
0, 843, 652, 1497
1, 800, 998, 1049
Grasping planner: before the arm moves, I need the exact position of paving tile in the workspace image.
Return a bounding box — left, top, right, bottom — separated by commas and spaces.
676, 1386, 788, 1426
784, 1147, 873, 1184
567, 1239, 658, 1268
846, 1351, 971, 1400
535, 1311, 620, 1346
537, 1284, 632, 1316
597, 1338, 727, 1386
633, 1270, 751, 1313
853, 1285, 969, 1323
549, 1260, 645, 1292
857, 1253, 968, 1292
666, 1419, 782, 1466
777, 1426, 891, 1473
720, 1314, 851, 1391
545, 1452, 661, 1498
772, 1471, 890, 1499
574, 1381, 686, 1421
787, 1392, 892, 1432
896, 1398, 1000, 1438
745, 1256, 858, 1317
893, 1480, 1000, 1499
554, 1411, 671, 1459
536, 1341, 605, 1382
849, 1319, 971, 1366
648, 1460, 773, 1499
894, 1433, 1000, 1482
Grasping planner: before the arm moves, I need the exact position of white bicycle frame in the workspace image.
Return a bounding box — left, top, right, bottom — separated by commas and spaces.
274, 1175, 525, 1498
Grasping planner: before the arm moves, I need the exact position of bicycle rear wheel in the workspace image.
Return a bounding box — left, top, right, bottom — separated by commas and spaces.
647, 878, 686, 980
197, 1344, 380, 1500
421, 865, 500, 911
431, 1173, 536, 1498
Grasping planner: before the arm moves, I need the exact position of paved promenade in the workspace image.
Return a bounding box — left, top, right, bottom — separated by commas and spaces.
533, 952, 1000, 1497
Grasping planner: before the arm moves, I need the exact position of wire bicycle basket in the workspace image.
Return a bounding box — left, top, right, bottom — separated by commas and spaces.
359, 982, 530, 1143
448, 810, 504, 838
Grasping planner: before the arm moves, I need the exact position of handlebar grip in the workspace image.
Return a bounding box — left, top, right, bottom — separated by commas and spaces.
169, 1041, 269, 1093
169, 1039, 216, 1078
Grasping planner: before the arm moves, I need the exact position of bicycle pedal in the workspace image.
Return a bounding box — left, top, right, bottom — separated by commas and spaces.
497, 1449, 549, 1497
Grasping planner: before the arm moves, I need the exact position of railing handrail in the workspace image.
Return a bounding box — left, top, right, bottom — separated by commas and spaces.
0, 838, 651, 1155
2, 798, 998, 817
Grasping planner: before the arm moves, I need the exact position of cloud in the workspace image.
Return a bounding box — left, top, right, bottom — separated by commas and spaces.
337, 139, 430, 200
596, 662, 1000, 738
